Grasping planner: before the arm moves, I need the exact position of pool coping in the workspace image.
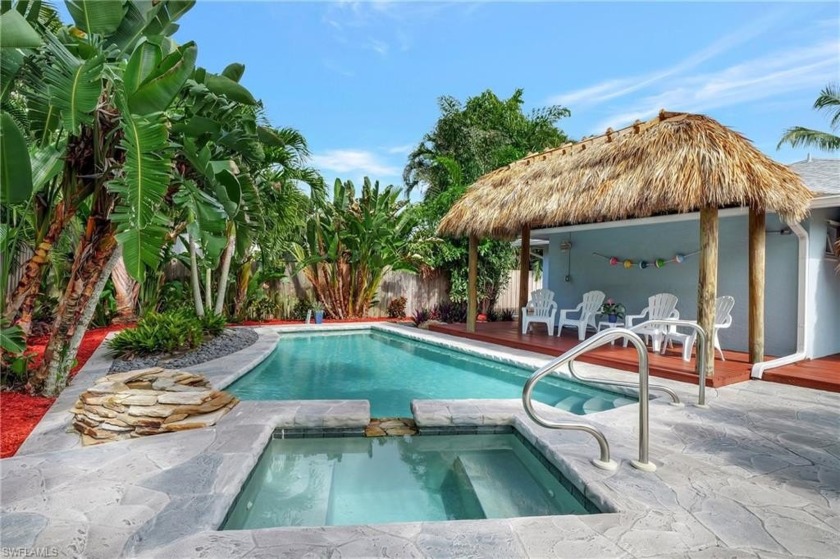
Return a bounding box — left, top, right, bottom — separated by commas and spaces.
4, 322, 838, 558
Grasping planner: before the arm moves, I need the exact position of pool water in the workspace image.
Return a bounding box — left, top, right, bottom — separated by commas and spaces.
228, 331, 634, 417
222, 434, 598, 529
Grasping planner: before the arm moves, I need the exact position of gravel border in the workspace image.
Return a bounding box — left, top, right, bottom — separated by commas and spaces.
109, 327, 259, 372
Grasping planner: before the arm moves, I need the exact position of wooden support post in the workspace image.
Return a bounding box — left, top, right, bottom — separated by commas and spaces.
697, 206, 719, 379
748, 209, 766, 363
518, 225, 531, 332
467, 234, 478, 333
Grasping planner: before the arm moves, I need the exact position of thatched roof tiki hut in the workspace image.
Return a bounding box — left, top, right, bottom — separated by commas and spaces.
438, 110, 812, 379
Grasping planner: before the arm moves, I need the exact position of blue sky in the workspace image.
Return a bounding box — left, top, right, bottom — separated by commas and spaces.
62, 1, 840, 196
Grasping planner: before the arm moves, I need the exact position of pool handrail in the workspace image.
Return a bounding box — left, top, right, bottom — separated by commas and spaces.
523, 328, 655, 472
566, 360, 682, 406
627, 319, 709, 407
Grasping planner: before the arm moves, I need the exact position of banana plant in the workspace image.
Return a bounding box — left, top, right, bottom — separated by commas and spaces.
2, 0, 202, 394
292, 177, 431, 318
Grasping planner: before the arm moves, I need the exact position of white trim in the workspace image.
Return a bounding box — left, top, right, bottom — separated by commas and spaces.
530, 207, 748, 238
751, 220, 809, 378
810, 194, 840, 209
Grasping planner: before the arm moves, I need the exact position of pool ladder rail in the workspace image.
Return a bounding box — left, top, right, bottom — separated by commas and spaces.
522, 322, 709, 473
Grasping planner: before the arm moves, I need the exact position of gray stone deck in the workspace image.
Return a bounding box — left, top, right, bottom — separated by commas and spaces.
1, 323, 838, 558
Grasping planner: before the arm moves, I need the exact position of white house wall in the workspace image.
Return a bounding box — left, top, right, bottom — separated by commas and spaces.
806, 207, 840, 359
543, 213, 799, 356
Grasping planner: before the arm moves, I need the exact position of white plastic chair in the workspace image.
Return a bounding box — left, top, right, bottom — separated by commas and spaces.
521, 289, 558, 336
556, 290, 605, 340
624, 293, 679, 352
665, 296, 735, 361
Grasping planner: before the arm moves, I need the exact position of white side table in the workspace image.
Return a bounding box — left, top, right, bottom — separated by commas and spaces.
597, 320, 624, 344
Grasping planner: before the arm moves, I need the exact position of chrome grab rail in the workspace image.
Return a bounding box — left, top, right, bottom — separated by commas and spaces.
567, 360, 682, 406
523, 328, 655, 472
628, 319, 709, 407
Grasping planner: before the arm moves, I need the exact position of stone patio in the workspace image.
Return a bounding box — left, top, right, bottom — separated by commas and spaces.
1, 323, 838, 558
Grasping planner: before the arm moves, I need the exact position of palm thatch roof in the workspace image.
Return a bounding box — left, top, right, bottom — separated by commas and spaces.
438, 110, 813, 239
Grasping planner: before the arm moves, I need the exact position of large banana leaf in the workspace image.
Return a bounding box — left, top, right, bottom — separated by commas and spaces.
0, 111, 32, 204
127, 40, 196, 115
42, 38, 103, 135
204, 73, 256, 105
108, 110, 172, 279
0, 47, 24, 103
0, 8, 40, 47
29, 141, 65, 191
144, 0, 194, 37
0, 320, 26, 353
123, 39, 161, 93
66, 0, 127, 35
221, 62, 244, 82
213, 168, 241, 217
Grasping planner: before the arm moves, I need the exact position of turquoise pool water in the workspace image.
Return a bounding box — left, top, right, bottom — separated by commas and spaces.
228, 330, 633, 417
222, 434, 597, 529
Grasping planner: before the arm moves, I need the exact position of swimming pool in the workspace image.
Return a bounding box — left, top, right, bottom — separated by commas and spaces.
227, 330, 633, 417
222, 433, 599, 529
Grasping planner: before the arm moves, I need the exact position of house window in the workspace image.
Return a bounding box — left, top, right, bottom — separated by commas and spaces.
827, 220, 840, 259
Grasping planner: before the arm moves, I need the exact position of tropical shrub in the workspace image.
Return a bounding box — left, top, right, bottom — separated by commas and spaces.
387, 297, 408, 318
486, 308, 499, 322
433, 301, 468, 323
0, 320, 29, 385
411, 308, 432, 327
500, 308, 515, 321
200, 313, 227, 336
291, 178, 432, 319
108, 310, 224, 357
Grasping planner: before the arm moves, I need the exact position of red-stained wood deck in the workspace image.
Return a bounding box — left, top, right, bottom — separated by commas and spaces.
762, 353, 840, 392
428, 322, 840, 392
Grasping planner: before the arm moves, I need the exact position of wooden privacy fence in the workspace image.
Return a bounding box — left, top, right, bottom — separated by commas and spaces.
495, 270, 542, 311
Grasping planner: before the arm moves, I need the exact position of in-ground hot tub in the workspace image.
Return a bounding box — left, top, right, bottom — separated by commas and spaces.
222, 431, 601, 529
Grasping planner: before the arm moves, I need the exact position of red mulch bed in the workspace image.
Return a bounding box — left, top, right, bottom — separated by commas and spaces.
0, 318, 403, 459
1, 324, 127, 459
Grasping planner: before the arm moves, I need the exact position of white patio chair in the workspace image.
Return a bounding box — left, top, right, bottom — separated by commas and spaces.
664, 296, 735, 361
521, 289, 558, 336
556, 290, 605, 340
624, 293, 679, 352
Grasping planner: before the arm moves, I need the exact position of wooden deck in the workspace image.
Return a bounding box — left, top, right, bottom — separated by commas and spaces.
429, 322, 840, 392
762, 353, 840, 392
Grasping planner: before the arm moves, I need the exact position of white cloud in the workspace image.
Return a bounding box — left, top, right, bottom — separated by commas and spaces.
548, 8, 791, 110
592, 38, 840, 132
386, 144, 414, 155
368, 38, 389, 56
312, 149, 401, 178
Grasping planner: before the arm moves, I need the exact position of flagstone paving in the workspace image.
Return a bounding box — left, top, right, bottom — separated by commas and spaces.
1, 324, 838, 558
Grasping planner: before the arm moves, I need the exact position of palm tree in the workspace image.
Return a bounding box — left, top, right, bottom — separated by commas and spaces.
778, 84, 840, 151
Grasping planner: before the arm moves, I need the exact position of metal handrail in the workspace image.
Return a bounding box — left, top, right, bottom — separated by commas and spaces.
523, 327, 655, 472
566, 360, 682, 406
628, 319, 709, 407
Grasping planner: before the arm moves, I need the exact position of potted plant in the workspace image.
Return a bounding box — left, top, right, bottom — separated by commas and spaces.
311, 301, 325, 324
600, 299, 625, 323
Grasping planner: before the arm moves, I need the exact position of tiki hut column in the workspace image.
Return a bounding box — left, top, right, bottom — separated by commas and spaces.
748, 208, 766, 363
467, 234, 478, 333
697, 206, 719, 379
518, 225, 531, 332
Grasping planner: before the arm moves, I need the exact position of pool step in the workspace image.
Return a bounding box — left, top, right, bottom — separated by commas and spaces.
552, 394, 588, 413
451, 450, 558, 518
232, 454, 335, 528
581, 396, 615, 414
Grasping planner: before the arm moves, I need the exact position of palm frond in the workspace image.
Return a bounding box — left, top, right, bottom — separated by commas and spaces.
777, 126, 840, 151
813, 83, 840, 129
